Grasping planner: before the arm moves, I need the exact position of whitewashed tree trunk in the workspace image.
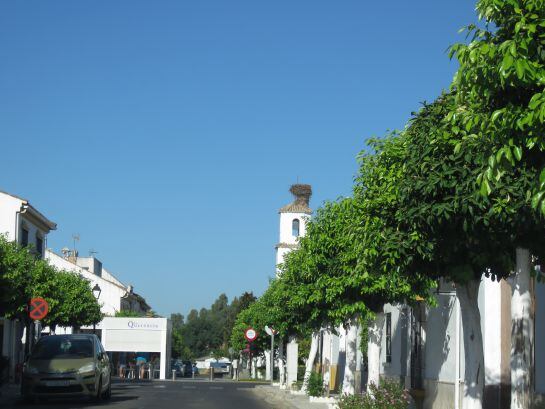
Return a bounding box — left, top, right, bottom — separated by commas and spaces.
456, 279, 484, 409
367, 311, 385, 391
265, 350, 272, 381
251, 357, 257, 379
342, 323, 358, 395
511, 247, 534, 409
278, 341, 286, 387
302, 331, 320, 392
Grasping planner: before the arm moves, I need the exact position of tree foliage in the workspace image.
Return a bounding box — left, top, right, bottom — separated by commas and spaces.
0, 235, 102, 328
170, 292, 257, 360
447, 0, 545, 214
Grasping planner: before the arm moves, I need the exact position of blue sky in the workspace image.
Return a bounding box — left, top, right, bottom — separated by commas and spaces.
0, 1, 477, 317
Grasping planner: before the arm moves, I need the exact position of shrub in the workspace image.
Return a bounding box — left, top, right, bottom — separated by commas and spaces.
337, 379, 410, 409
307, 372, 324, 397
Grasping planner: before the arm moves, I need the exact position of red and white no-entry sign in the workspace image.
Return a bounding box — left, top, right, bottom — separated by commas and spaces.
244, 327, 257, 342
29, 297, 49, 321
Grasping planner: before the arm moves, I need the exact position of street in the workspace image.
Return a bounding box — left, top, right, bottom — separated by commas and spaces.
1, 380, 283, 409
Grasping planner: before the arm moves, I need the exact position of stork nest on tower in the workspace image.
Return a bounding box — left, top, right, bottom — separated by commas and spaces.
290, 184, 312, 206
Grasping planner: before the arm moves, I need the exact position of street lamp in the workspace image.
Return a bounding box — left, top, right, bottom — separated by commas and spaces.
92, 283, 102, 299
92, 284, 101, 334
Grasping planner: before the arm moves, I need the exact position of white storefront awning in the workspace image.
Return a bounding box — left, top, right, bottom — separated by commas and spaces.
98, 317, 172, 379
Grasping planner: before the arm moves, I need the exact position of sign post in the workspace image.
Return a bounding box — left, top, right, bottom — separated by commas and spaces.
244, 328, 257, 378
265, 325, 278, 384
28, 297, 49, 353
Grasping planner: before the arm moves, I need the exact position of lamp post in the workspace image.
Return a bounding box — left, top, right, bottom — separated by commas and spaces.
264, 326, 277, 384
92, 284, 101, 334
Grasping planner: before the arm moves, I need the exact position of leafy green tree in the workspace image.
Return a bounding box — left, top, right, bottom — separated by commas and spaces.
0, 235, 36, 320
48, 272, 103, 330
446, 0, 545, 214
115, 310, 145, 317
361, 94, 545, 408
0, 235, 102, 332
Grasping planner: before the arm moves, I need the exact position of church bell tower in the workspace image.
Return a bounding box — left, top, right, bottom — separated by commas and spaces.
275, 184, 312, 276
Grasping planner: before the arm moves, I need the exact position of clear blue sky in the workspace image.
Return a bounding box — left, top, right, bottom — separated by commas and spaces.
0, 1, 477, 317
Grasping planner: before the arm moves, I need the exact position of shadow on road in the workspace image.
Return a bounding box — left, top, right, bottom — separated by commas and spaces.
12, 395, 139, 407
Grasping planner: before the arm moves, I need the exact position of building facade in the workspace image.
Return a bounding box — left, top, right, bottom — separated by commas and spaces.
377, 276, 545, 409
0, 190, 57, 382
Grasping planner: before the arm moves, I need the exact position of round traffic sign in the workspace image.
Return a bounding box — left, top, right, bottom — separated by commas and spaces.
244, 327, 257, 342
29, 297, 49, 321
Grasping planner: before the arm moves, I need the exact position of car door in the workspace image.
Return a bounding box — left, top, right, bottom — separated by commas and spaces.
94, 337, 109, 391
98, 342, 111, 388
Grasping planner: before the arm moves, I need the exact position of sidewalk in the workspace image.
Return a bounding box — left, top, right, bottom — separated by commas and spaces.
0, 383, 20, 406
252, 384, 336, 409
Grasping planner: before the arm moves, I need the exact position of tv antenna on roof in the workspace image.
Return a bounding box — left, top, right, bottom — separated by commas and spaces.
89, 248, 98, 257
72, 234, 80, 256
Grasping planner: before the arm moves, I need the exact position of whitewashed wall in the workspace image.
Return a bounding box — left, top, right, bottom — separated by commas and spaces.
0, 193, 21, 240
278, 212, 308, 245
536, 280, 545, 395
380, 304, 407, 379
46, 250, 126, 316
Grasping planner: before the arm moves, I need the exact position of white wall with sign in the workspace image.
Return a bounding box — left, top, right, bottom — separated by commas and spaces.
97, 317, 172, 379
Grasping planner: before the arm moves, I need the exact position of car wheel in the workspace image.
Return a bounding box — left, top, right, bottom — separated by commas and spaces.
94, 377, 102, 402
102, 378, 111, 400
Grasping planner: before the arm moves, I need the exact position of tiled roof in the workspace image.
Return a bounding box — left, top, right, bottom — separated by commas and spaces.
279, 184, 312, 214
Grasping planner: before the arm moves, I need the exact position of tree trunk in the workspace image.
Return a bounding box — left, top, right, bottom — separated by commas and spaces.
251, 357, 257, 379
264, 350, 271, 381
302, 331, 320, 392
511, 247, 534, 409
367, 312, 385, 391
342, 323, 358, 395
278, 340, 286, 387
456, 279, 484, 409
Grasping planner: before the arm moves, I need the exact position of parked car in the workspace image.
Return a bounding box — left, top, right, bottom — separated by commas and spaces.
170, 359, 193, 377
170, 359, 184, 377
181, 360, 193, 377
21, 334, 111, 402
210, 362, 230, 374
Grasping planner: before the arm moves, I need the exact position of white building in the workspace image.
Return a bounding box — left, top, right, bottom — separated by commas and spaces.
275, 184, 312, 276
0, 190, 57, 382
377, 277, 545, 409
45, 249, 150, 318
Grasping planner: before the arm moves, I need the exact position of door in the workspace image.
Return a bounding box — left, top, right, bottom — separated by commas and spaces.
410, 305, 424, 390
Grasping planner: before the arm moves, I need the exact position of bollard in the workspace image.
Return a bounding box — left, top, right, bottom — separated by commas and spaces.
209, 366, 213, 381
172, 369, 176, 381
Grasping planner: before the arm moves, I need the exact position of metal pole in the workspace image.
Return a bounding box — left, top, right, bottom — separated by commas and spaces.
249, 344, 252, 379
271, 333, 274, 385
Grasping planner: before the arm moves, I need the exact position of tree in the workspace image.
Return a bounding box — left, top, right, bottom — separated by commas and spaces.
276, 191, 435, 393
0, 235, 36, 320
447, 4, 545, 406
0, 235, 102, 332
46, 271, 102, 330
446, 0, 545, 214
362, 95, 545, 409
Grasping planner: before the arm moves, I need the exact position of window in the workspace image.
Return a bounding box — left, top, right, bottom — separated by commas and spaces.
385, 312, 392, 363
21, 227, 29, 247
292, 219, 300, 237
36, 236, 43, 258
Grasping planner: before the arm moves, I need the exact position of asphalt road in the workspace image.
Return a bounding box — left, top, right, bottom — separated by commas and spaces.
1, 379, 281, 409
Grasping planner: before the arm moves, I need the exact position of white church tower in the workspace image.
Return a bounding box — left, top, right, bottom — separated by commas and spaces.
274, 184, 312, 387
275, 184, 312, 276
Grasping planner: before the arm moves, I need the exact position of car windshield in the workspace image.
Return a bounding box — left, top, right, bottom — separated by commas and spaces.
31, 337, 94, 360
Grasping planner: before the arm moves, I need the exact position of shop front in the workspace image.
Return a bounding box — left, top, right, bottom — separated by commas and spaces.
95, 317, 172, 380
